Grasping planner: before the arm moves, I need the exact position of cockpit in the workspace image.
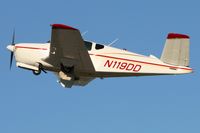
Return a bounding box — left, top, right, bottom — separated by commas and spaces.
84, 41, 104, 51
84, 41, 92, 51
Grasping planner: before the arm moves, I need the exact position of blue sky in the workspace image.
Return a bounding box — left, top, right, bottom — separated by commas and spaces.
0, 0, 199, 133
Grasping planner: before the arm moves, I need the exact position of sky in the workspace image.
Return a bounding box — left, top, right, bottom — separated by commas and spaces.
0, 0, 200, 133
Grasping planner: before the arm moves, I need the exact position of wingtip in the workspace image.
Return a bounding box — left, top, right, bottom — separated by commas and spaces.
51, 24, 77, 30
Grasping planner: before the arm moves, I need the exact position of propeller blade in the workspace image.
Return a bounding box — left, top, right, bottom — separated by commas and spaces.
10, 52, 13, 70
9, 29, 15, 70
12, 29, 15, 45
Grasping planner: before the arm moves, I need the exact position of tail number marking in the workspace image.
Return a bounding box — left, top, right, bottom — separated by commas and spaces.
104, 60, 142, 72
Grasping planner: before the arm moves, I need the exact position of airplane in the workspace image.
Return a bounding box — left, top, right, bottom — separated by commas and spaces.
7, 24, 193, 88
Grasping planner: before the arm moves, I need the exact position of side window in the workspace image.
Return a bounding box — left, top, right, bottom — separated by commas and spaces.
84, 41, 92, 51
95, 44, 104, 50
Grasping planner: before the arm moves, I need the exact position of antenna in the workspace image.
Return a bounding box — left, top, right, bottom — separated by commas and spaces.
81, 31, 88, 36
108, 38, 119, 46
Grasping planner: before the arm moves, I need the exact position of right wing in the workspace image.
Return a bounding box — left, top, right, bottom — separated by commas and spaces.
48, 24, 95, 75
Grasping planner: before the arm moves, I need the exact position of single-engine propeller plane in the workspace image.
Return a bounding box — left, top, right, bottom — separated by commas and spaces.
7, 24, 193, 88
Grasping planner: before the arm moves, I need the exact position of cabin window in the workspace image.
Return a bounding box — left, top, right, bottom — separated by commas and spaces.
84, 41, 92, 51
95, 44, 104, 50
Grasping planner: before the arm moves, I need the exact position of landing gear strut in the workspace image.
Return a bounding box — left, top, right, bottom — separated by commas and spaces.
32, 63, 46, 76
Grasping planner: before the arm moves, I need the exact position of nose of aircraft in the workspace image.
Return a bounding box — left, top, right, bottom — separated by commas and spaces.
7, 45, 15, 52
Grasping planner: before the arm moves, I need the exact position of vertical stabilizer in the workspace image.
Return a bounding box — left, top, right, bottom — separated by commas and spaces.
160, 33, 190, 66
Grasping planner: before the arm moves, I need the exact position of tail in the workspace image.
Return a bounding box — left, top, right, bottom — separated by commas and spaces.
160, 33, 190, 67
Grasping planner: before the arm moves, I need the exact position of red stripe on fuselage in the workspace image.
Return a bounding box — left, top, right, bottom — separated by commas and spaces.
90, 54, 192, 71
15, 46, 48, 50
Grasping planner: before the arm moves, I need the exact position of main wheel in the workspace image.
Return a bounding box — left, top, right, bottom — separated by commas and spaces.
33, 70, 41, 75
60, 63, 74, 73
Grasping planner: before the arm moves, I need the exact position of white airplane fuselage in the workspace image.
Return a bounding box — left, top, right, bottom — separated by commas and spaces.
7, 42, 192, 78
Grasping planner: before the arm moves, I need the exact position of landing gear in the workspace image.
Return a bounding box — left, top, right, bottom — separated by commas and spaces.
33, 70, 41, 75
59, 63, 78, 81
57, 64, 81, 87
61, 63, 74, 74
32, 63, 46, 76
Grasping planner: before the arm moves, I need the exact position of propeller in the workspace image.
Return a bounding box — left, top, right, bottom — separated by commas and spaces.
9, 29, 15, 70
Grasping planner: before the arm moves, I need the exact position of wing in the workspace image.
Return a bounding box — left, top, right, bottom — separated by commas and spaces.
48, 24, 95, 75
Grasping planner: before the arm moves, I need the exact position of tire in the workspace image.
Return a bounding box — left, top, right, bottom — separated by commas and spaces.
33, 70, 41, 75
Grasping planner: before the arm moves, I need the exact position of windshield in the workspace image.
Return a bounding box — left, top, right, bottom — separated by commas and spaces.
84, 41, 92, 51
